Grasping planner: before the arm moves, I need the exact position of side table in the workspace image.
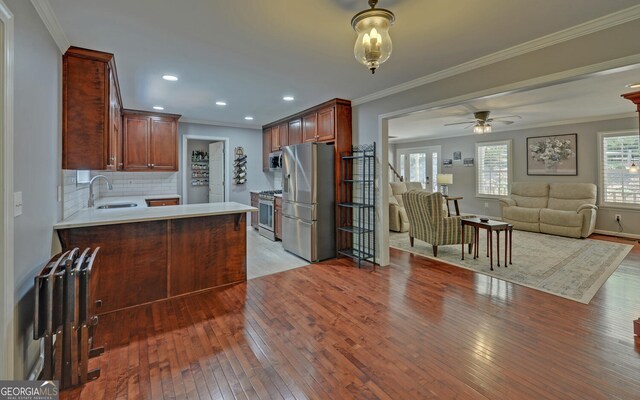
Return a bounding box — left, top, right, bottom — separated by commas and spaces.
461, 218, 513, 271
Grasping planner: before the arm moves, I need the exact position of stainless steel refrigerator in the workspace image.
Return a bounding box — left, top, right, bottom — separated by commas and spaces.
282, 142, 335, 262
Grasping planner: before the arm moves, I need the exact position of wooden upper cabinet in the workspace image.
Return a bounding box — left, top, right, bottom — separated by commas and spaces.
288, 119, 302, 145
263, 128, 272, 171
303, 112, 318, 143
123, 113, 150, 170
317, 106, 335, 142
279, 123, 288, 149
63, 47, 122, 170
123, 110, 180, 171
150, 117, 178, 170
271, 125, 280, 152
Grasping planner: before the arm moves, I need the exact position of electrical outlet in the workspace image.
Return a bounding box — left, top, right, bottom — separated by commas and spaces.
615, 214, 622, 222
14, 191, 22, 217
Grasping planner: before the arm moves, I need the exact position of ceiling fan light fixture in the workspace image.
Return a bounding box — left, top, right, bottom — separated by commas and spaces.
473, 122, 491, 134
629, 162, 639, 174
351, 0, 395, 74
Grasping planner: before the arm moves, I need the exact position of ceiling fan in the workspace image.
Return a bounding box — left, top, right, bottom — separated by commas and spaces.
444, 111, 521, 134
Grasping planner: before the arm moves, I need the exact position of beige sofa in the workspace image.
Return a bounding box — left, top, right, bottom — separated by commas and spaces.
499, 182, 598, 238
389, 182, 424, 232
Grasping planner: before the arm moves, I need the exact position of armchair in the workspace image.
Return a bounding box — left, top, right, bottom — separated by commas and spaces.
402, 190, 474, 257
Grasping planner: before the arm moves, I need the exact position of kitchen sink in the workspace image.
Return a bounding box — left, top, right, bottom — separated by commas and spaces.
97, 202, 138, 209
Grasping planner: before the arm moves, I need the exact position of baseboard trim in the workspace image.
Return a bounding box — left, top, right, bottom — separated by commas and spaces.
593, 229, 640, 240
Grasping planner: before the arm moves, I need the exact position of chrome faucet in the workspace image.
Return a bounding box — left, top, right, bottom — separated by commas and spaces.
88, 175, 113, 208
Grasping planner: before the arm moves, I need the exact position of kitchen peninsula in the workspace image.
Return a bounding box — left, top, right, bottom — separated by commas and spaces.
55, 201, 257, 314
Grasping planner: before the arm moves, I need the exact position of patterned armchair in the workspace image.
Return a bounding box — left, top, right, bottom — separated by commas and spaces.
402, 191, 474, 257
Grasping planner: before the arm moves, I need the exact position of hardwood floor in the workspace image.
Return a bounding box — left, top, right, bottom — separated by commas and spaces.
61, 235, 640, 399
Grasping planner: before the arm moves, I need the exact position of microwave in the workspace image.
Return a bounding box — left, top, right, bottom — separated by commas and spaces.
268, 151, 282, 171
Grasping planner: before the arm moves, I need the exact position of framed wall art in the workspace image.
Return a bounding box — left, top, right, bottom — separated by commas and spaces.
527, 133, 578, 176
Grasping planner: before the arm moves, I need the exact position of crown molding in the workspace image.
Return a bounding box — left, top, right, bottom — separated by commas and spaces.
353, 4, 640, 106
388, 112, 638, 144
31, 0, 69, 53
180, 118, 262, 131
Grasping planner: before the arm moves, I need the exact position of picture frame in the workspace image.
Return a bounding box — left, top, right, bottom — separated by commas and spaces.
526, 133, 578, 176
443, 159, 453, 168
453, 151, 462, 161
463, 158, 474, 167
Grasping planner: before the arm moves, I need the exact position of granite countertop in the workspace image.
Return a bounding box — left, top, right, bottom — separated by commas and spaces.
55, 195, 256, 229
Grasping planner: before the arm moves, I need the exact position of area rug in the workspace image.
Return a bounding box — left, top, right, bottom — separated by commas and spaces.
389, 230, 633, 304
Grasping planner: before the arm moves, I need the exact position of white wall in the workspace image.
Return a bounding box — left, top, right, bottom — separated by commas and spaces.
352, 19, 640, 265
8, 0, 61, 378
392, 116, 640, 235
179, 122, 275, 205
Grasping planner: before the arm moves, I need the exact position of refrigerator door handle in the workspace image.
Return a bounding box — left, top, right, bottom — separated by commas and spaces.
284, 174, 290, 193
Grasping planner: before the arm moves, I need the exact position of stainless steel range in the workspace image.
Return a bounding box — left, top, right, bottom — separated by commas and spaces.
258, 190, 282, 241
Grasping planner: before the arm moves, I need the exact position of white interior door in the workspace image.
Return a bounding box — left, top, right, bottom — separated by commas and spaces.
209, 142, 225, 203
396, 146, 441, 192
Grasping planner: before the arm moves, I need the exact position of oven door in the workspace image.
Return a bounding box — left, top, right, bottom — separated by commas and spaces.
258, 199, 274, 230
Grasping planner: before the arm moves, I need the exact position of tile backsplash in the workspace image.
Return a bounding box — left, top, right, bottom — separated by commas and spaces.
63, 170, 92, 219
94, 171, 179, 197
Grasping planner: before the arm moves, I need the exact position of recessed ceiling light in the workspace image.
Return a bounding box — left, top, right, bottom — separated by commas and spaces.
153, 106, 164, 110
283, 96, 295, 101
244, 116, 254, 121
215, 101, 227, 106
162, 75, 178, 81
626, 82, 640, 89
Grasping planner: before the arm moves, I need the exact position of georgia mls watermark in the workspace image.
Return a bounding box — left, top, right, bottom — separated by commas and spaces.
0, 381, 59, 400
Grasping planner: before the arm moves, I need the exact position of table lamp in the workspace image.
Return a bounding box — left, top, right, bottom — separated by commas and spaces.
437, 174, 453, 196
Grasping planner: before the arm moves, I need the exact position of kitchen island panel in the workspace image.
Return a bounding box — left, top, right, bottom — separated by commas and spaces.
169, 214, 246, 296
58, 220, 168, 314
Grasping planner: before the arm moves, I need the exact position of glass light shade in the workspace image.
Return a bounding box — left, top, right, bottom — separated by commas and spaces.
630, 162, 639, 173
352, 4, 395, 74
473, 123, 492, 134
437, 174, 453, 185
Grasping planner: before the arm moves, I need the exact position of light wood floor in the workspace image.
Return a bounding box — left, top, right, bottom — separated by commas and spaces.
61, 234, 640, 399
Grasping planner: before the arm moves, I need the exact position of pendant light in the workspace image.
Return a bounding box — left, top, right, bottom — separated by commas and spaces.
622, 91, 640, 173
351, 0, 396, 74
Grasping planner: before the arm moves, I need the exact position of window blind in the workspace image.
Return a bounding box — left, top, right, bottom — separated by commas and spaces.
601, 134, 640, 206
477, 142, 510, 196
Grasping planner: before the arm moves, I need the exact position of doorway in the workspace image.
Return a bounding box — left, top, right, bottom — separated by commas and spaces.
396, 146, 441, 192
184, 138, 226, 204
0, 0, 14, 379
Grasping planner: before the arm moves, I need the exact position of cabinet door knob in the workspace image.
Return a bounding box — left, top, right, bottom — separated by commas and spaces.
151, 164, 155, 168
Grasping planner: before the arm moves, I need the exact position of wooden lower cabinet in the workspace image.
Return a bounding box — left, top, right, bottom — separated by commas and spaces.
250, 192, 259, 229
146, 198, 180, 207
275, 196, 282, 240
57, 213, 248, 314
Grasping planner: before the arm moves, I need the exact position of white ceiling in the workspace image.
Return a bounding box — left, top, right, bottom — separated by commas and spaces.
49, 0, 639, 127
388, 66, 640, 142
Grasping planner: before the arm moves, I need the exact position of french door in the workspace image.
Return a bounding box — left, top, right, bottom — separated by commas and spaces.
396, 146, 441, 192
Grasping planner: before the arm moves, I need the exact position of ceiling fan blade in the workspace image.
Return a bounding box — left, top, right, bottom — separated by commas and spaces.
444, 121, 475, 126
493, 120, 514, 125
463, 123, 476, 129
490, 115, 522, 120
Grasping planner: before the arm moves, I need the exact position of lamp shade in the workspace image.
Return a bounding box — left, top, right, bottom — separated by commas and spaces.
437, 174, 453, 185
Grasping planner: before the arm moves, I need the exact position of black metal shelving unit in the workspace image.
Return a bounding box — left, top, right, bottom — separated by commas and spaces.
337, 143, 377, 268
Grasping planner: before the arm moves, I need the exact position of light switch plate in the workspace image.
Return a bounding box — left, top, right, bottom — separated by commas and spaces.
14, 191, 22, 217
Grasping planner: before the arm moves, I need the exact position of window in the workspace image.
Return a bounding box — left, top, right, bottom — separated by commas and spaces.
476, 140, 512, 197
599, 131, 640, 207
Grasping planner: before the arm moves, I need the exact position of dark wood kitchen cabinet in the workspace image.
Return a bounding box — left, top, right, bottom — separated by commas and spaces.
262, 128, 272, 171
278, 123, 288, 149
302, 112, 318, 143
275, 196, 282, 240
62, 46, 122, 170
146, 197, 180, 207
288, 119, 302, 145
122, 109, 180, 171
271, 125, 280, 152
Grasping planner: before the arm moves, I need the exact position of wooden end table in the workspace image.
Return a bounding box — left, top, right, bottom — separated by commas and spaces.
461, 218, 513, 271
